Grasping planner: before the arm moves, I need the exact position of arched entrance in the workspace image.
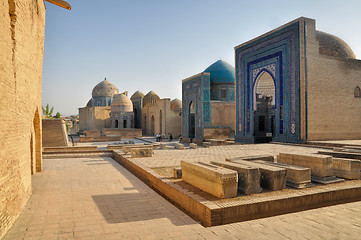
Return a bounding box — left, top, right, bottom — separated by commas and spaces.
151, 115, 155, 136
134, 108, 139, 128
123, 119, 127, 128
115, 119, 119, 128
188, 102, 195, 139
159, 110, 162, 135
253, 70, 276, 143
33, 109, 42, 172
30, 132, 34, 174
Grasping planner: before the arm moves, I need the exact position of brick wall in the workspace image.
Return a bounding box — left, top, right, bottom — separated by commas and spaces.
42, 119, 70, 147
306, 21, 361, 140
0, 0, 45, 238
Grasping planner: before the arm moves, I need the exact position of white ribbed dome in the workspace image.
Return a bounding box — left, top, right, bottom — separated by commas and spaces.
111, 94, 133, 112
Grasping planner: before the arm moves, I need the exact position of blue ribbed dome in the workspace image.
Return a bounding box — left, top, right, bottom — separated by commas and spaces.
204, 60, 235, 83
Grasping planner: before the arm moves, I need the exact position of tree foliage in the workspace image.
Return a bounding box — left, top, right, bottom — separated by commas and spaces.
55, 112, 61, 119
42, 104, 54, 118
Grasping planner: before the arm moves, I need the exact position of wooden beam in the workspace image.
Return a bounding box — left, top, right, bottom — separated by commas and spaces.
45, 0, 71, 10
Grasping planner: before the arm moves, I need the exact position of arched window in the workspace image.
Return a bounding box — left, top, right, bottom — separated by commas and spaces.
354, 86, 361, 98
123, 119, 127, 128
115, 119, 119, 128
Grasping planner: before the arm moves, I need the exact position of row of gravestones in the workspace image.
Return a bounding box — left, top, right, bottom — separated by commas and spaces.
177, 153, 361, 199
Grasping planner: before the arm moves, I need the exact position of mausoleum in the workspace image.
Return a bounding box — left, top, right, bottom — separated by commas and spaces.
182, 60, 236, 144
235, 17, 361, 143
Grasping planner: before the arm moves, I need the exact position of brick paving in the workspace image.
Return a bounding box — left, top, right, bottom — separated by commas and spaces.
132, 143, 320, 168
4, 148, 361, 239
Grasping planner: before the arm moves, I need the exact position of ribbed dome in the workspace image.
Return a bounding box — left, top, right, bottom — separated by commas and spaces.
143, 91, 160, 107
130, 91, 145, 99
111, 93, 133, 112
204, 60, 235, 83
86, 99, 92, 107
170, 98, 182, 110
316, 31, 356, 59
92, 79, 119, 98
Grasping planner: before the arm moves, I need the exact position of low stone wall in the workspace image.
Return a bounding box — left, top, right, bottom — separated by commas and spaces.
318, 150, 361, 161
79, 136, 121, 142
79, 136, 95, 142
43, 150, 113, 159
84, 130, 100, 138
131, 148, 152, 158
111, 151, 361, 227
43, 146, 97, 152
102, 128, 142, 138
111, 152, 213, 226
42, 119, 70, 147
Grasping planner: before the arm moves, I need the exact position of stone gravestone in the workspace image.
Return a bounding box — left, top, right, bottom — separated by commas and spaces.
181, 161, 238, 199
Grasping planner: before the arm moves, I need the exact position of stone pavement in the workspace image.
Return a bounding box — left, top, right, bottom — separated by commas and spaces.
132, 143, 321, 168
4, 154, 361, 240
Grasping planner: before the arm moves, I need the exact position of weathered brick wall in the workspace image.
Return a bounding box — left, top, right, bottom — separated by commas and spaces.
306, 21, 361, 140
42, 119, 70, 147
0, 0, 45, 238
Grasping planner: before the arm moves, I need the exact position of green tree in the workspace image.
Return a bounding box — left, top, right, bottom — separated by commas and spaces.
42, 104, 54, 118
55, 112, 61, 119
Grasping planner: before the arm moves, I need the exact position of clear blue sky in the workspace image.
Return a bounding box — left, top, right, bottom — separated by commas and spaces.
42, 0, 361, 116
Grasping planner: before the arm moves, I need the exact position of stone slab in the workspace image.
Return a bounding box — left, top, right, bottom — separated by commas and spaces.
225, 141, 235, 145
211, 160, 262, 195
254, 160, 311, 189
207, 139, 225, 146
173, 167, 182, 179
123, 144, 149, 153
311, 176, 345, 184
130, 148, 153, 158
160, 143, 167, 150
203, 142, 210, 148
175, 143, 185, 150
190, 143, 197, 149
226, 158, 286, 191
333, 158, 361, 180
181, 161, 238, 199
107, 145, 124, 150
43, 146, 98, 152
279, 153, 333, 177
318, 150, 361, 160
227, 155, 275, 162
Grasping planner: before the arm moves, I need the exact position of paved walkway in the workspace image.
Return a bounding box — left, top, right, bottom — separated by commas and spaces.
4, 155, 361, 240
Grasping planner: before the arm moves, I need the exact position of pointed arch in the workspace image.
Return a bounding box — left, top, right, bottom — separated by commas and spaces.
33, 108, 42, 172
354, 86, 361, 98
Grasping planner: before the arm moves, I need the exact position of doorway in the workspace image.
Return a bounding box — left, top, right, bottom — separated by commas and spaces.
188, 102, 195, 139
253, 70, 276, 143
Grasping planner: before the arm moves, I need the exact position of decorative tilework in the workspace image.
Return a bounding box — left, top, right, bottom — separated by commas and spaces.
203, 102, 210, 122
235, 21, 301, 143
203, 90, 210, 101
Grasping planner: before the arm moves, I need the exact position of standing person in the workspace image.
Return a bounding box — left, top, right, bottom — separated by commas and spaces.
169, 134, 173, 142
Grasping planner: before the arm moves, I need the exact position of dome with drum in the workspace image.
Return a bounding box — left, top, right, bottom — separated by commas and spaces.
143, 91, 160, 107
90, 79, 119, 107
111, 93, 133, 112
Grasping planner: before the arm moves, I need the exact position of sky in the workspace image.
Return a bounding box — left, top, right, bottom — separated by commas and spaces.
42, 0, 361, 116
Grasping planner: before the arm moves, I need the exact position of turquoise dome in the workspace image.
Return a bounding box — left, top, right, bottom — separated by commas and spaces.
204, 60, 235, 83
